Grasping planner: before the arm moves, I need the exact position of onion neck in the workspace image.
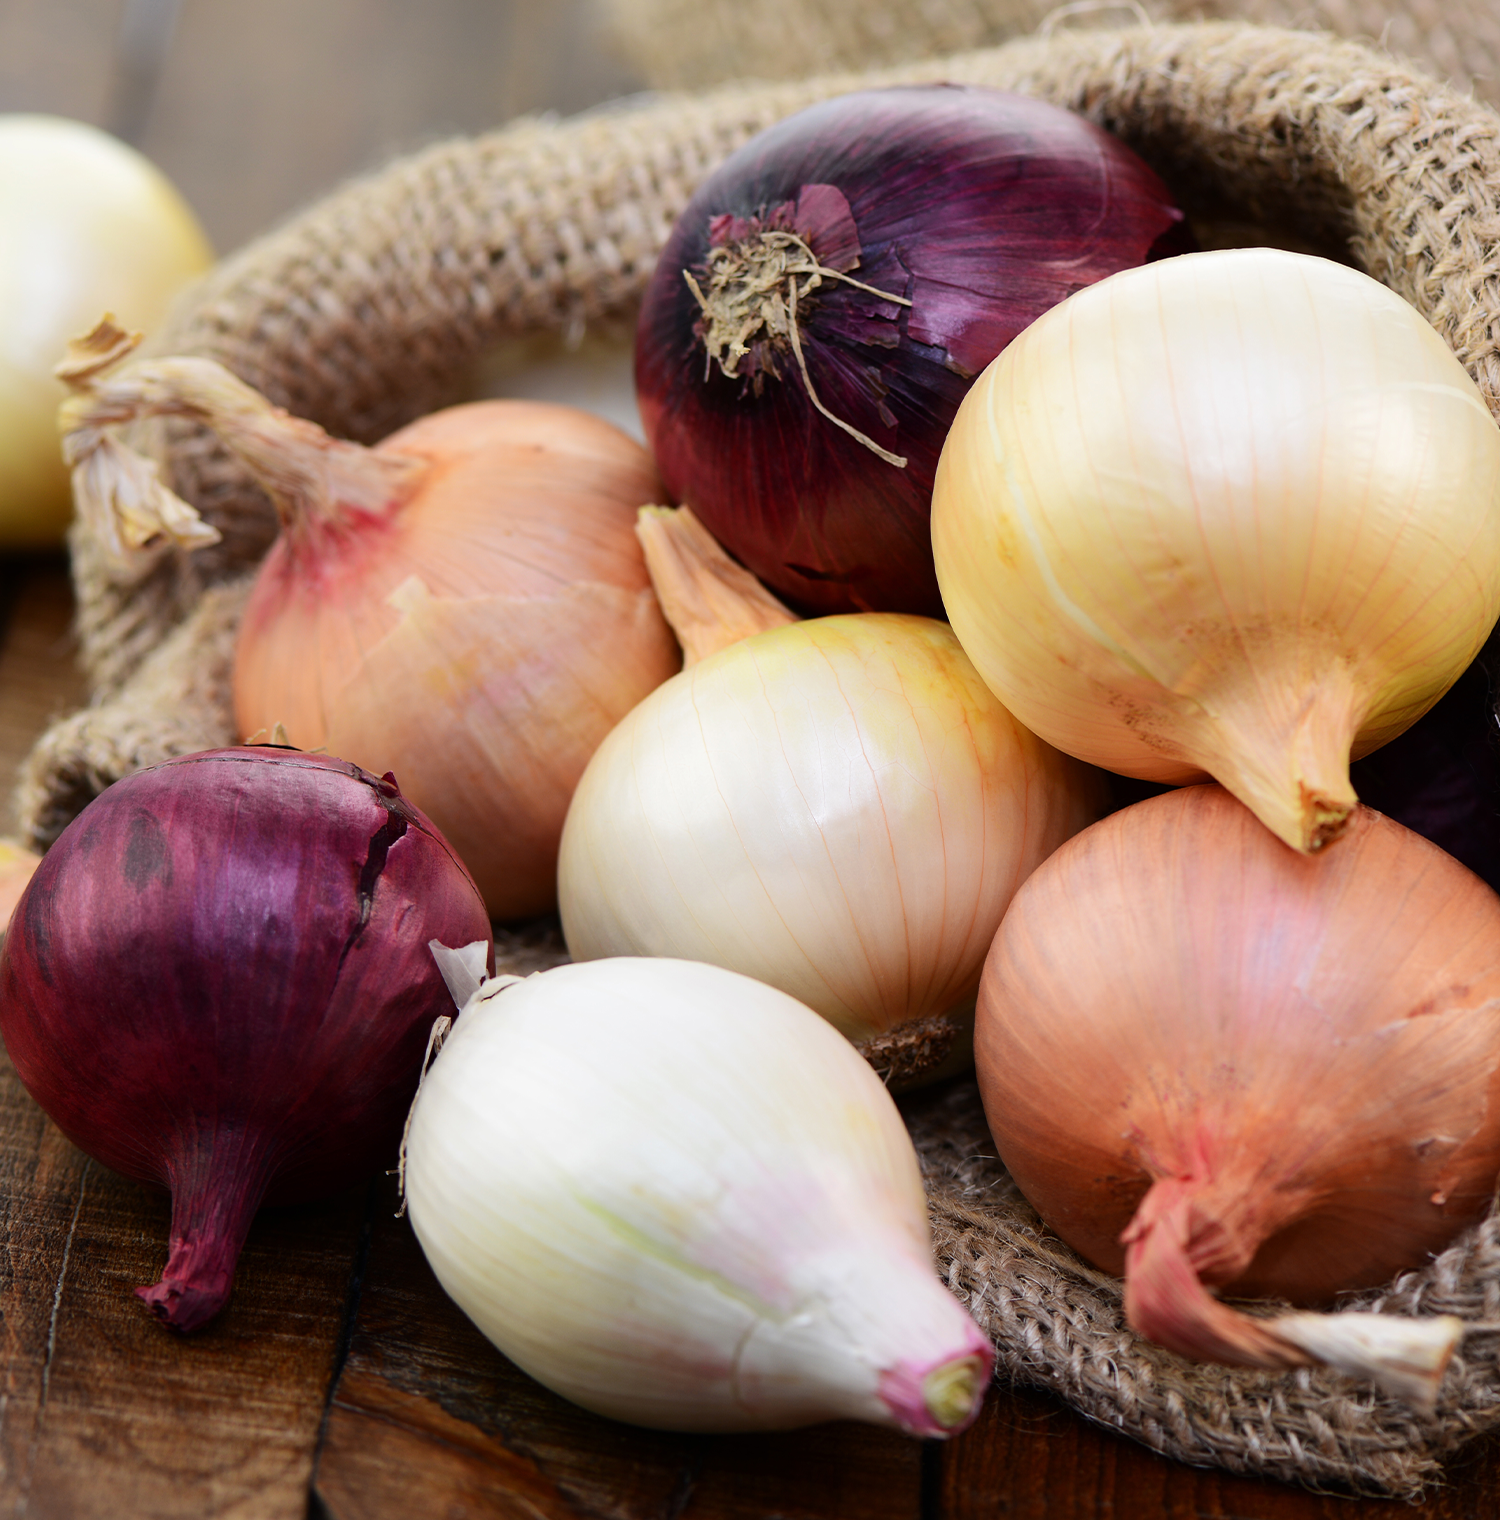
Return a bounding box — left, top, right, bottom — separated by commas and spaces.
878, 1352, 991, 1436
1121, 1175, 1463, 1408
136, 1126, 279, 1334
1174, 655, 1366, 853
56, 317, 426, 558
636, 505, 798, 663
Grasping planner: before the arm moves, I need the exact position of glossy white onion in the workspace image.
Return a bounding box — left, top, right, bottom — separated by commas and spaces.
557, 613, 1103, 1041
404, 955, 992, 1435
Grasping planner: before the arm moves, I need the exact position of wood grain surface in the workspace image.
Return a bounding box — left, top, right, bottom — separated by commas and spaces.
3, 4, 1500, 1516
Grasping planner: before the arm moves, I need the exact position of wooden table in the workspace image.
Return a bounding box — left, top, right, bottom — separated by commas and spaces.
5, 5, 1500, 1515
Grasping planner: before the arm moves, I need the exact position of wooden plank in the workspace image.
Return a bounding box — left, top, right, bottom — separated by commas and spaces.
135, 0, 642, 255
0, 0, 125, 129
935, 1378, 1500, 1518
0, 557, 89, 841
0, 1046, 367, 1519
313, 1173, 927, 1520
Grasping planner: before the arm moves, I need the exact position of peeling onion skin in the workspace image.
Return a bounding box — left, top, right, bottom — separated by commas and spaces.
558, 613, 1107, 1042
0, 748, 492, 1334
636, 85, 1188, 619
975, 784, 1500, 1381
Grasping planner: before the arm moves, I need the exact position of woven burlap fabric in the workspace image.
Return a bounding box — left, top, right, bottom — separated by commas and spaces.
602, 0, 1500, 107
22, 21, 1500, 1493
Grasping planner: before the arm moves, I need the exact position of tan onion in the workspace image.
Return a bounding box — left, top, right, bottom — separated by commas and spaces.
975, 784, 1500, 1405
559, 510, 1104, 1044
57, 321, 680, 918
931, 248, 1500, 854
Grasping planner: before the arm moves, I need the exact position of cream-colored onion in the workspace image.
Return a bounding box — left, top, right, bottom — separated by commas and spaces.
558, 612, 1103, 1042
932, 248, 1500, 853
0, 116, 211, 547
404, 954, 992, 1435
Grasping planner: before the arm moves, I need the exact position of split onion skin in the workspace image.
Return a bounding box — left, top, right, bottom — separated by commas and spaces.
932, 248, 1500, 855
228, 398, 682, 920
636, 85, 1188, 618
558, 612, 1105, 1042
976, 784, 1500, 1376
405, 957, 993, 1435
0, 748, 491, 1333
0, 116, 211, 546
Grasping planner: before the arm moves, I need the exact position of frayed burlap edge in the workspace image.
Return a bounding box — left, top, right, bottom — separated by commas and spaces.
22, 20, 1500, 1496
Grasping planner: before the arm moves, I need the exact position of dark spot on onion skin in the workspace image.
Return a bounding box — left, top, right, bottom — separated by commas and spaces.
122, 808, 173, 891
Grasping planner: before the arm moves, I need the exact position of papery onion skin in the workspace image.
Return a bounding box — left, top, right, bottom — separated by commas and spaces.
932, 248, 1500, 855
636, 85, 1188, 618
0, 748, 491, 1333
558, 612, 1105, 1042
225, 398, 682, 920
405, 957, 993, 1435
975, 785, 1500, 1375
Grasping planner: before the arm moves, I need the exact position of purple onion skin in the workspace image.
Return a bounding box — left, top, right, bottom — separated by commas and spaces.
636, 85, 1190, 618
0, 748, 491, 1334
1348, 652, 1500, 893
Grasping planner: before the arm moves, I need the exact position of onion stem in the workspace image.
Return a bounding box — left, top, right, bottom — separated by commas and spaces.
136, 1127, 278, 1334
1122, 1178, 1463, 1408
56, 316, 426, 558
634, 504, 797, 663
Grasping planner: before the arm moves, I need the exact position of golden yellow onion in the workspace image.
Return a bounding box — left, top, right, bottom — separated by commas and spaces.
931, 248, 1500, 853
0, 117, 211, 546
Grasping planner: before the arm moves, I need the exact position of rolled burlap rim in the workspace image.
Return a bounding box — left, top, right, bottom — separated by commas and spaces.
21, 20, 1500, 1496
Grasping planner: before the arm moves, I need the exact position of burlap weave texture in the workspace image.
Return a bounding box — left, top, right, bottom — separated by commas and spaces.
22, 20, 1500, 1496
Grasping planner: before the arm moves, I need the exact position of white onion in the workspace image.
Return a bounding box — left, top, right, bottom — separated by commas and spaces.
557, 613, 1103, 1042
403, 955, 992, 1434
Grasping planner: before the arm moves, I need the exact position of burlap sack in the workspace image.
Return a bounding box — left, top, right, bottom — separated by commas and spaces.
603, 0, 1500, 107
23, 20, 1500, 1497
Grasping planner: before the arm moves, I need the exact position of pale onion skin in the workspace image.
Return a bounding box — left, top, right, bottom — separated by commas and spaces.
976, 785, 1500, 1382
404, 957, 993, 1435
557, 613, 1105, 1041
931, 248, 1500, 855
233, 400, 680, 919
0, 116, 211, 546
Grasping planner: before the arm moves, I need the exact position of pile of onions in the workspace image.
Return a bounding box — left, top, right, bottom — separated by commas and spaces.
558, 508, 1103, 1045
0, 747, 490, 1332
58, 320, 680, 919
404, 953, 992, 1434
636, 85, 1188, 618
932, 248, 1500, 855
976, 784, 1500, 1403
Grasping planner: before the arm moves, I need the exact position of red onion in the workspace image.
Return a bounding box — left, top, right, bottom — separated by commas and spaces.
0, 747, 491, 1333
635, 85, 1189, 617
